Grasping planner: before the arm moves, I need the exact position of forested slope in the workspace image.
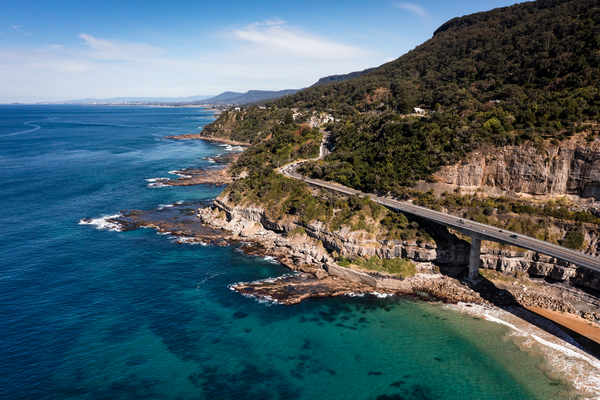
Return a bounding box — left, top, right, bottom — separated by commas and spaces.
278, 0, 600, 191
206, 0, 600, 259
204, 0, 600, 193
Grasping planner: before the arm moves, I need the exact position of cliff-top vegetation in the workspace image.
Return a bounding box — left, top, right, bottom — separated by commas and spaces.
223, 173, 434, 243
212, 0, 600, 254
210, 0, 600, 193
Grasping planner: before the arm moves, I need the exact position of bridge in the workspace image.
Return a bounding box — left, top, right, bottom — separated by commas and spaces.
281, 162, 600, 281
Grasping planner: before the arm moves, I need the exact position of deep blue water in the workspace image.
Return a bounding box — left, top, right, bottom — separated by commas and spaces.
0, 105, 574, 399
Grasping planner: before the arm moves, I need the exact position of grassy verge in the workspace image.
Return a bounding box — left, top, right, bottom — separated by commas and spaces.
339, 255, 417, 278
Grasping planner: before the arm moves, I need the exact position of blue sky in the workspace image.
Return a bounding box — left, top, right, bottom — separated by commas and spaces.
0, 0, 523, 102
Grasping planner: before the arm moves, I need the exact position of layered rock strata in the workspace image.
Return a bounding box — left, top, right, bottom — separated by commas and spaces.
209, 197, 600, 293
428, 136, 600, 202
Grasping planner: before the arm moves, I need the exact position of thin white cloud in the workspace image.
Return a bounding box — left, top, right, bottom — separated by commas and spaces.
0, 24, 382, 102
251, 18, 286, 27
10, 26, 31, 36
79, 34, 163, 61
394, 3, 427, 18
231, 21, 372, 60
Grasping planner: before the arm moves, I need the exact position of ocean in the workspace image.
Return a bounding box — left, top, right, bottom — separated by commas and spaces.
1, 105, 598, 400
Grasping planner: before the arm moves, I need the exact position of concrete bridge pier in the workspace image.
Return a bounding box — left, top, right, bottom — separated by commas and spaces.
468, 236, 482, 281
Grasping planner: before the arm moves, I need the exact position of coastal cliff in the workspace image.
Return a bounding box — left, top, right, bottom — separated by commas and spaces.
430, 133, 600, 201
207, 195, 600, 293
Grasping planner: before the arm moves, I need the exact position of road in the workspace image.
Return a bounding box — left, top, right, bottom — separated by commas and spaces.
280, 162, 600, 274
317, 129, 330, 160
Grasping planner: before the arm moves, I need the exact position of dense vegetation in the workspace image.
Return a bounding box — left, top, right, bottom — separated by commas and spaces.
211, 0, 600, 254
208, 0, 600, 193
201, 107, 296, 144
224, 173, 434, 243
279, 0, 600, 190
394, 188, 596, 249
228, 120, 322, 176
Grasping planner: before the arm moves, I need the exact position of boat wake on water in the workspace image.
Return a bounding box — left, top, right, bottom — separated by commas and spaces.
0, 120, 42, 138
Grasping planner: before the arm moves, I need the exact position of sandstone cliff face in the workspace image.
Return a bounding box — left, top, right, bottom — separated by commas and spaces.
433, 137, 600, 200
200, 111, 241, 140
480, 248, 600, 291
212, 197, 600, 292
214, 197, 467, 266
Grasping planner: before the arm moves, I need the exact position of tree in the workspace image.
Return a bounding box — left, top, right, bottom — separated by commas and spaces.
284, 111, 294, 125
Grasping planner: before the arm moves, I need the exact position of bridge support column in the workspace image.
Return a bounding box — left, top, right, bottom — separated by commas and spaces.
468, 237, 481, 281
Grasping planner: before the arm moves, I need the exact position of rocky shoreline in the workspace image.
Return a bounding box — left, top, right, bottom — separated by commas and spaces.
87, 196, 600, 358
102, 200, 600, 319
161, 167, 233, 187
165, 133, 250, 146
148, 153, 239, 188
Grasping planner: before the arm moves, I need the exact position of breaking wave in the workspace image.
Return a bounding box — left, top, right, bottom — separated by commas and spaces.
78, 214, 123, 232
447, 303, 600, 398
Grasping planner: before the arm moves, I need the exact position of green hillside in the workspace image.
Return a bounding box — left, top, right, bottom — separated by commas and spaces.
207, 0, 600, 193
284, 0, 600, 191
210, 0, 600, 256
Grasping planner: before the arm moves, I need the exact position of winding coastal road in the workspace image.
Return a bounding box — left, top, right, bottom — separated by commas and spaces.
280, 160, 600, 275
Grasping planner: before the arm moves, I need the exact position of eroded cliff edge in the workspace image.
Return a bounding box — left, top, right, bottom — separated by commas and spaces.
207, 195, 600, 297
425, 133, 600, 202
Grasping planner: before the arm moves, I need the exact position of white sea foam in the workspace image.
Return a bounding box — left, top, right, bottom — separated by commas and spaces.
196, 273, 222, 287
371, 292, 395, 298
263, 256, 279, 264
344, 291, 395, 299
207, 158, 216, 163
232, 273, 301, 287
227, 285, 281, 305
0, 121, 42, 138
78, 214, 123, 232
446, 303, 600, 398
146, 177, 170, 188
147, 182, 170, 188
175, 237, 201, 244
168, 170, 192, 178
344, 292, 366, 298
219, 144, 244, 152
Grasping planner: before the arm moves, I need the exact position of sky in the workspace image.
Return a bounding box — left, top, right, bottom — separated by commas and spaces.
0, 0, 525, 103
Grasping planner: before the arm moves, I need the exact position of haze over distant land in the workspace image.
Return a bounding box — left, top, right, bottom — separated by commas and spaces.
58, 95, 215, 104
0, 0, 523, 103
21, 70, 374, 105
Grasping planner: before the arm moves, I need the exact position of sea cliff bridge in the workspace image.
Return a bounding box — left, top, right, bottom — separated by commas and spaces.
282, 162, 600, 281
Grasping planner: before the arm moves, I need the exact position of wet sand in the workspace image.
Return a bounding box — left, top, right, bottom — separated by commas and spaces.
527, 306, 600, 358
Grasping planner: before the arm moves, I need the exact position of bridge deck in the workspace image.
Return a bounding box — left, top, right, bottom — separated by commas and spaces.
282, 165, 600, 275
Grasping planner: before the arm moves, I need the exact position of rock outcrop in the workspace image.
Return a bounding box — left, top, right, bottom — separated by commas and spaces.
480, 247, 600, 291
211, 197, 470, 267
431, 136, 600, 201
206, 197, 600, 294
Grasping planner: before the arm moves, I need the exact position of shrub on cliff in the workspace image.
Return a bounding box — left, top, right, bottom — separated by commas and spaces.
563, 229, 586, 250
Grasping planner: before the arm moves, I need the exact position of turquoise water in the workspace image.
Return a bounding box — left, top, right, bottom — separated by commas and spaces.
0, 105, 575, 399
